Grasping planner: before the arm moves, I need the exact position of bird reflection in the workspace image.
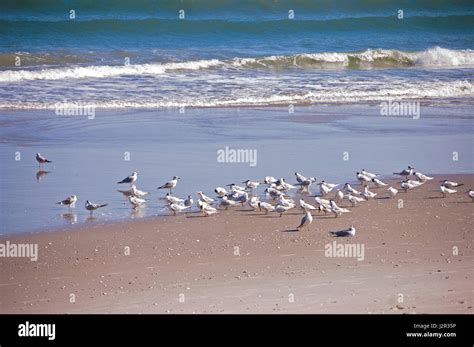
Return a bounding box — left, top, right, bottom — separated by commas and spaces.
86, 215, 97, 223
36, 170, 51, 182
130, 208, 144, 218
61, 212, 77, 224
117, 189, 132, 197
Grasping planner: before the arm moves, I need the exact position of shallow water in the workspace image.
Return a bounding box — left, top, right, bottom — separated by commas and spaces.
0, 105, 472, 234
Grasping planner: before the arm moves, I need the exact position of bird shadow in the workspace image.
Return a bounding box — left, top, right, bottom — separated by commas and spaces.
427, 196, 445, 199
185, 214, 207, 218
282, 229, 299, 233
375, 196, 390, 200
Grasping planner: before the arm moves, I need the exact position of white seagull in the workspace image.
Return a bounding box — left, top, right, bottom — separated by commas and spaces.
372, 178, 387, 187
275, 204, 291, 217
320, 181, 339, 190
335, 189, 344, 202
440, 180, 464, 188
168, 202, 190, 215
248, 196, 260, 210
131, 185, 149, 198
36, 153, 52, 167
387, 186, 399, 198
330, 200, 351, 218
330, 225, 356, 237
296, 211, 313, 230
197, 191, 214, 204
361, 169, 378, 179
346, 193, 365, 207
295, 172, 308, 183
57, 195, 77, 209
243, 179, 260, 191
201, 204, 217, 216
158, 176, 180, 193
214, 187, 228, 198
394, 166, 415, 176
128, 195, 146, 208
263, 176, 277, 184
258, 201, 275, 214
356, 172, 371, 185
165, 193, 184, 205
414, 172, 433, 182
183, 195, 193, 207
299, 198, 317, 211
362, 186, 377, 200
440, 185, 457, 197
118, 172, 138, 186
344, 183, 362, 196
85, 200, 107, 215
466, 189, 474, 202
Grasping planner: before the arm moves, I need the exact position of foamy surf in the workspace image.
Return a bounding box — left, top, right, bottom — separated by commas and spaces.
1, 47, 473, 83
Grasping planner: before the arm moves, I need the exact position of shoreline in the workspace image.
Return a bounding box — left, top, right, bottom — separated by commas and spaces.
1, 174, 472, 314
0, 172, 471, 237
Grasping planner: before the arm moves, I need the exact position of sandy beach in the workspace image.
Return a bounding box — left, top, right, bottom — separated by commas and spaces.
1, 174, 472, 314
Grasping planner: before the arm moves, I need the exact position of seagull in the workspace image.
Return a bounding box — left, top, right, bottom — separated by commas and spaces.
335, 189, 344, 202
318, 183, 331, 196
346, 193, 364, 207
128, 195, 146, 208
235, 192, 250, 206
36, 153, 52, 167
200, 203, 217, 216
214, 187, 228, 198
356, 172, 371, 185
118, 172, 138, 186
158, 176, 179, 193
248, 196, 260, 210
296, 211, 313, 230
243, 180, 260, 191
278, 196, 295, 208
197, 191, 214, 204
361, 169, 378, 179
440, 180, 464, 188
263, 176, 277, 184
84, 200, 107, 215
168, 202, 190, 215
372, 178, 387, 187
330, 200, 351, 218
320, 181, 339, 190
318, 204, 332, 215
314, 196, 331, 207
394, 166, 414, 176
400, 180, 417, 192
362, 186, 377, 200
414, 172, 433, 182
440, 185, 457, 197
275, 204, 291, 217
57, 195, 77, 210
466, 189, 474, 202
130, 185, 149, 198
387, 186, 399, 198
343, 183, 362, 196
183, 195, 193, 207
330, 225, 356, 237
165, 193, 184, 204
265, 187, 284, 199
219, 196, 237, 210
276, 178, 296, 192
295, 172, 308, 183
295, 177, 316, 189
299, 198, 317, 211
258, 201, 275, 214
227, 183, 246, 192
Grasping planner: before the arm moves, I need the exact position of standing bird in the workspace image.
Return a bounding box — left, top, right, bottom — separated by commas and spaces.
275, 204, 291, 217
130, 185, 148, 198
356, 172, 371, 185
414, 172, 433, 182
330, 200, 351, 218
387, 186, 398, 198
57, 195, 77, 210
243, 180, 260, 192
118, 172, 138, 186
296, 211, 313, 231
361, 169, 378, 179
295, 172, 308, 183
440, 185, 457, 197
184, 195, 194, 208
214, 187, 228, 198
343, 183, 362, 196
335, 189, 344, 202
372, 178, 387, 187
330, 225, 356, 237
440, 180, 464, 188
197, 191, 214, 204
394, 166, 415, 176
85, 200, 108, 215
128, 195, 146, 208
258, 201, 275, 214
362, 186, 377, 200
299, 198, 317, 211
158, 176, 180, 193
466, 189, 474, 202
36, 153, 52, 168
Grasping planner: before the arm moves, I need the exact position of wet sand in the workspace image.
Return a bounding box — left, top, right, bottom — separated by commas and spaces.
1, 174, 472, 314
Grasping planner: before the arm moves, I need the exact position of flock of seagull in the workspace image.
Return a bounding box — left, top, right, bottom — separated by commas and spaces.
36, 152, 473, 236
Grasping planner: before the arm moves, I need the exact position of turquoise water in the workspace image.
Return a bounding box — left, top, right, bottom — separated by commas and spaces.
0, 0, 473, 108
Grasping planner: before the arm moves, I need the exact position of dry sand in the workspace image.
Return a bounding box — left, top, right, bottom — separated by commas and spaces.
1, 174, 473, 314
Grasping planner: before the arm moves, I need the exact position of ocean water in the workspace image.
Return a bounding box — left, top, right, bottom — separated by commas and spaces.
0, 0, 473, 108
0, 2, 473, 234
